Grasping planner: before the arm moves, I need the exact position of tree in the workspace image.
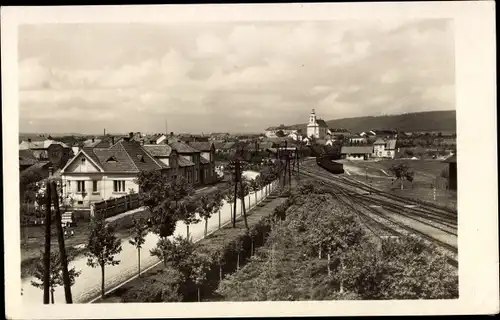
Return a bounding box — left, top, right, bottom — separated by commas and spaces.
224, 188, 236, 222
198, 194, 215, 237
177, 198, 200, 242
30, 250, 81, 304
85, 216, 123, 299
233, 237, 244, 270
212, 190, 224, 229
150, 235, 195, 270
189, 253, 213, 302
249, 177, 261, 208
389, 163, 415, 190
238, 178, 250, 230
171, 176, 195, 207
135, 170, 176, 239
246, 228, 259, 257
129, 217, 148, 277
212, 246, 226, 282
275, 130, 286, 138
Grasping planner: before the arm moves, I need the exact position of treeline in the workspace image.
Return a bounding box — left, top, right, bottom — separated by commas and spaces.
292, 110, 456, 133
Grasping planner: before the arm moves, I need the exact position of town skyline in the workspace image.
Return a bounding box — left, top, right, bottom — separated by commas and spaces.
19, 19, 455, 134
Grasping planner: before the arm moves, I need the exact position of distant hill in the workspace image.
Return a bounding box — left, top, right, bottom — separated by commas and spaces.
291, 110, 456, 134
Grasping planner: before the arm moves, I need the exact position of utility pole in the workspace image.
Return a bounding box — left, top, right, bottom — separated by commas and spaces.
50, 182, 73, 303
295, 147, 300, 180
43, 182, 52, 304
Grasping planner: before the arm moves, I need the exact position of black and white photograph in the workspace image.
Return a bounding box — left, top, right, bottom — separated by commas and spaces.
2, 2, 498, 318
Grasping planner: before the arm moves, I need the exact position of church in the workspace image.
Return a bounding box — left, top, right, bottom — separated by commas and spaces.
306, 109, 328, 139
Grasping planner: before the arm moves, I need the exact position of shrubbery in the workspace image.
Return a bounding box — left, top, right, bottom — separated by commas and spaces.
217, 192, 458, 301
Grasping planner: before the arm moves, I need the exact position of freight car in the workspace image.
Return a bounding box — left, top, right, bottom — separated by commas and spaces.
316, 155, 344, 174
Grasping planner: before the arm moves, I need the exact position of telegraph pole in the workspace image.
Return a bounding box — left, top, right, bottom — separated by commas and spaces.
51, 182, 73, 303
43, 182, 52, 304
233, 159, 239, 228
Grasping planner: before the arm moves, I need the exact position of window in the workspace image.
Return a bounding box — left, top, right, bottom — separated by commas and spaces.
52, 152, 58, 157
113, 180, 126, 193
92, 181, 98, 193
77, 181, 85, 193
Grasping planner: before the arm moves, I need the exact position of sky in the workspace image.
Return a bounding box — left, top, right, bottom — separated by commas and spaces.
18, 19, 455, 134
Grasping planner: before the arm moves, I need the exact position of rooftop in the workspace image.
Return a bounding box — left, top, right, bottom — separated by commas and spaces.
341, 146, 374, 154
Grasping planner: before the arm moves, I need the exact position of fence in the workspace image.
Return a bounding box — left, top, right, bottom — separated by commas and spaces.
90, 193, 141, 220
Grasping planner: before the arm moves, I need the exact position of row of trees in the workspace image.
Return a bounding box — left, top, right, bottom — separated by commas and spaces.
121, 163, 282, 301
216, 181, 458, 300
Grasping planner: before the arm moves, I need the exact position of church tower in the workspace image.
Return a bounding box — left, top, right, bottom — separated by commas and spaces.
307, 109, 319, 139
309, 109, 317, 124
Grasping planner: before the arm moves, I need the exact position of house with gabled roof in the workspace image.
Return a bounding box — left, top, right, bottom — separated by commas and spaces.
341, 146, 374, 160
372, 138, 397, 159
60, 139, 170, 209
169, 140, 203, 185
187, 141, 217, 184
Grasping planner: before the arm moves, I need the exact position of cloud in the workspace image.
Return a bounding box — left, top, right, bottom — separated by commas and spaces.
18, 20, 455, 133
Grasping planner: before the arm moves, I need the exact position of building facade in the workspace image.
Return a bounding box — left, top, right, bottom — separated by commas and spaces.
372, 138, 397, 159
306, 109, 328, 139
340, 146, 374, 160
60, 140, 169, 209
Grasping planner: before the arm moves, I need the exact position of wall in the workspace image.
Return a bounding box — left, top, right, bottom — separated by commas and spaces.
62, 173, 139, 208
65, 153, 100, 173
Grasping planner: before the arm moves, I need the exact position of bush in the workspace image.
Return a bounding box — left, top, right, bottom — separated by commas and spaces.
121, 267, 184, 302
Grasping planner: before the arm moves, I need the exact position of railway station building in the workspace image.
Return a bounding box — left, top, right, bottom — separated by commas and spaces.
340, 146, 374, 160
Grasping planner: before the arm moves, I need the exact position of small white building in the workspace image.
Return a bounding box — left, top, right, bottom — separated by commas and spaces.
373, 138, 397, 159
349, 135, 368, 144
340, 146, 374, 161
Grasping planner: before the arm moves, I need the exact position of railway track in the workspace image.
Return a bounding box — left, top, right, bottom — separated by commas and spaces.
301, 168, 458, 267
303, 165, 457, 223
303, 161, 457, 217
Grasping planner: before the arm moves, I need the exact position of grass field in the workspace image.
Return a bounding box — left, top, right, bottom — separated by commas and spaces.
340, 159, 457, 210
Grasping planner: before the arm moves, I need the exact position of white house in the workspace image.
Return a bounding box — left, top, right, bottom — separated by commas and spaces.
264, 125, 298, 138
349, 135, 368, 144
373, 138, 397, 159
306, 109, 328, 139
60, 139, 169, 209
288, 131, 303, 141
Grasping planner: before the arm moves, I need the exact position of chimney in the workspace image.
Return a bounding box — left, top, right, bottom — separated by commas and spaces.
92, 137, 95, 143
111, 136, 115, 145
28, 138, 32, 143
